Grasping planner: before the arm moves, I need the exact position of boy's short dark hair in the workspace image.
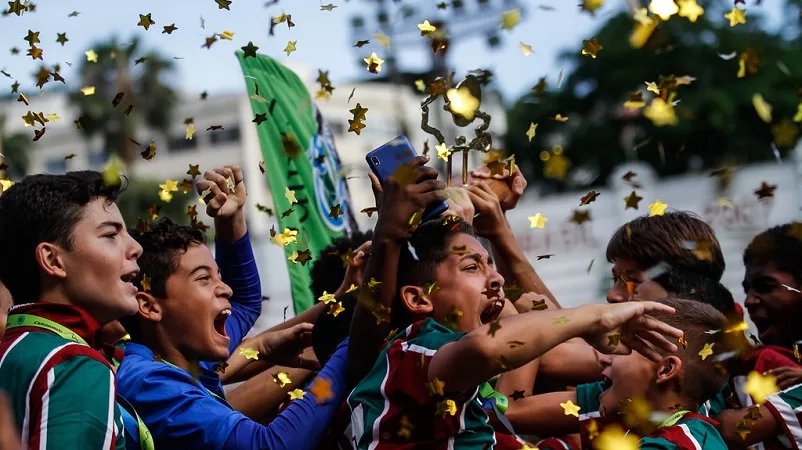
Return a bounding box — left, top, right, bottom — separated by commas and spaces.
0, 171, 126, 304
652, 269, 736, 318
743, 222, 802, 283
312, 292, 357, 365
650, 298, 728, 407
391, 217, 475, 327
310, 230, 373, 298
606, 211, 725, 281
120, 217, 206, 341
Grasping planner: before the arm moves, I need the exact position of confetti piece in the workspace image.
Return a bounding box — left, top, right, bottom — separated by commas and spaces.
752, 94, 772, 123
580, 0, 605, 15
328, 302, 345, 317
744, 370, 778, 404
436, 399, 457, 417
528, 213, 548, 229
698, 342, 714, 360
581, 37, 603, 58
648, 199, 668, 216
518, 42, 533, 56
318, 291, 336, 304
594, 424, 639, 450
525, 122, 537, 142
435, 142, 451, 161
426, 377, 446, 396
560, 399, 581, 417
677, 0, 704, 22
363, 53, 384, 74
285, 187, 298, 204
649, 0, 679, 20
272, 371, 292, 388
80, 86, 96, 96
418, 20, 436, 36
725, 6, 746, 27
580, 190, 600, 206
288, 389, 305, 400
284, 40, 297, 56
643, 98, 678, 126
754, 181, 776, 199
239, 347, 259, 360
500, 9, 521, 30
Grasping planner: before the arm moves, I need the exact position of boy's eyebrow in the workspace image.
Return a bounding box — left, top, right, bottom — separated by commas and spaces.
189, 265, 213, 275
458, 253, 488, 264
96, 221, 123, 231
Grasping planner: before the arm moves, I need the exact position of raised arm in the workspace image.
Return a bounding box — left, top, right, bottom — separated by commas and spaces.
428, 301, 682, 393
347, 157, 446, 385
197, 165, 262, 352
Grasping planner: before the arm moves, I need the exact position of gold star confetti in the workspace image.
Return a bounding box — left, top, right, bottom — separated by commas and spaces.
735, 421, 751, 440
648, 199, 668, 216
159, 179, 178, 194
436, 399, 457, 417
793, 102, 802, 122
241, 41, 259, 58
446, 86, 480, 121
560, 400, 581, 417
528, 213, 548, 229
624, 92, 646, 110
698, 342, 714, 360
272, 371, 292, 388
288, 389, 305, 400
163, 23, 178, 34
594, 424, 639, 450
500, 9, 521, 30
745, 371, 778, 404
328, 302, 345, 317
7, 0, 26, 15
418, 20, 436, 36
426, 377, 446, 396
373, 32, 390, 48
624, 191, 643, 209
580, 0, 605, 15
436, 142, 451, 161
309, 376, 334, 404
645, 81, 660, 95
649, 0, 679, 21
643, 98, 678, 126
85, 49, 98, 63
553, 316, 570, 325
363, 53, 384, 74
348, 103, 368, 135
0, 179, 15, 192
725, 6, 746, 27
137, 13, 155, 30
398, 415, 414, 439
677, 0, 704, 22
581, 37, 602, 58
580, 190, 600, 206
318, 291, 336, 304
551, 113, 569, 122
270, 228, 299, 247
284, 40, 297, 56
372, 304, 391, 325
329, 204, 343, 220
56, 32, 69, 46
525, 122, 537, 142
320, 3, 337, 11
678, 334, 688, 349
752, 93, 772, 123
80, 86, 96, 96
239, 347, 259, 360
216, 0, 232, 10
518, 42, 533, 56
215, 360, 229, 374
346, 284, 359, 293
285, 187, 298, 204
101, 156, 124, 186
754, 181, 777, 199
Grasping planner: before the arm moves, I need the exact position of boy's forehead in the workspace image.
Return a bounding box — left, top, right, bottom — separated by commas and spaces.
176, 243, 218, 272
79, 197, 123, 224
446, 234, 488, 258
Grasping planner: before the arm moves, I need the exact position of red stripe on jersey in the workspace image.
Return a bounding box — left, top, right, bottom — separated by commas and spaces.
26, 343, 116, 450
763, 401, 802, 450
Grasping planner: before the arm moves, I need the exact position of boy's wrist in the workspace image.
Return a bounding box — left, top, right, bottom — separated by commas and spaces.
214, 209, 247, 242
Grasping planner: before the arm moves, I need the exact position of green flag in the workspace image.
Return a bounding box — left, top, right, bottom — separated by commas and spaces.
237, 51, 357, 314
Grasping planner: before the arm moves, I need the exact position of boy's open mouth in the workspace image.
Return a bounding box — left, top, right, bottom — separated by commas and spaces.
213, 309, 231, 337
480, 299, 504, 324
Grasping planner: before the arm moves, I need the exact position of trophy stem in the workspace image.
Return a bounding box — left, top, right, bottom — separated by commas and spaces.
446, 153, 453, 187
462, 149, 469, 185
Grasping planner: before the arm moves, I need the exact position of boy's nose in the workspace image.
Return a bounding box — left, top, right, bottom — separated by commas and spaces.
598, 353, 613, 368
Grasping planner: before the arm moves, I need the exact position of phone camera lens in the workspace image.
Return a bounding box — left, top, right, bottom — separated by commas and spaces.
371, 156, 381, 166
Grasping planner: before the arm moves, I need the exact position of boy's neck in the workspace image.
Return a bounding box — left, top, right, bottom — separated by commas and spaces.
629, 392, 694, 434
153, 342, 198, 375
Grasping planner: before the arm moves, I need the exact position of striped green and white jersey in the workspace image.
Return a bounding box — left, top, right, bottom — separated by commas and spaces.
0, 303, 125, 450
764, 382, 802, 449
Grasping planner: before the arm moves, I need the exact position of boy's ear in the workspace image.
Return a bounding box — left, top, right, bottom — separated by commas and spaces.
655, 355, 682, 386
399, 285, 433, 316
35, 242, 67, 279
136, 291, 163, 322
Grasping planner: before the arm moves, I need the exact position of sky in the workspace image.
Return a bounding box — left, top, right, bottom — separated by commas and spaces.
0, 0, 788, 105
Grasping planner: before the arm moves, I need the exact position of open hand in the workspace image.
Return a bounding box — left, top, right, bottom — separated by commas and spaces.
254, 323, 321, 370
581, 302, 683, 362
196, 165, 247, 219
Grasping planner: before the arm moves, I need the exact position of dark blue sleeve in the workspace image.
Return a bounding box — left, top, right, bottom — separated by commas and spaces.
223, 339, 351, 450
215, 230, 262, 354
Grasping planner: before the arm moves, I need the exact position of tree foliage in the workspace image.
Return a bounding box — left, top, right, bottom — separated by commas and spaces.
505, 0, 802, 191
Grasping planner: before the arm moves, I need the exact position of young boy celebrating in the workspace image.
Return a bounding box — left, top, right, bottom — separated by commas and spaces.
0, 171, 142, 449
116, 166, 351, 450
512, 298, 730, 450
346, 170, 684, 448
